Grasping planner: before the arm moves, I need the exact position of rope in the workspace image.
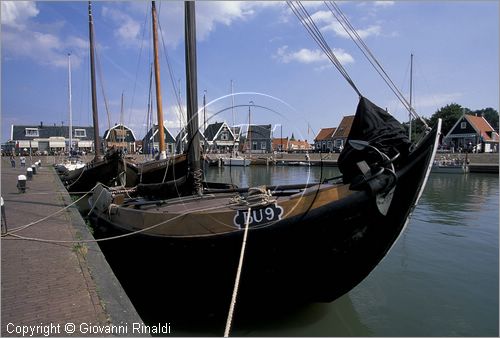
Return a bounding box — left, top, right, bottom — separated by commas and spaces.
161, 156, 171, 183
323, 1, 429, 128
2, 189, 93, 236
224, 207, 251, 337
1, 197, 239, 244
64, 165, 87, 188
229, 186, 276, 209
287, 1, 362, 97
192, 168, 204, 196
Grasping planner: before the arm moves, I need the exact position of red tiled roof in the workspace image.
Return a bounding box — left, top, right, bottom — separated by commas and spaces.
272, 138, 289, 150
289, 140, 312, 150
315, 128, 336, 141
465, 115, 499, 141
332, 115, 355, 139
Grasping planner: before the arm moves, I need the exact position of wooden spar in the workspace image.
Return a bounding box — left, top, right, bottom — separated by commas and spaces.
184, 1, 202, 193
88, 1, 100, 159
151, 1, 166, 160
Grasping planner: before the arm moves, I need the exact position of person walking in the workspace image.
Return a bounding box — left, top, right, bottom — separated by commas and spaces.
10, 155, 16, 168
20, 156, 26, 168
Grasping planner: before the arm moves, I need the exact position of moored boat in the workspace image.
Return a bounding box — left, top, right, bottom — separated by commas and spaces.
88, 0, 442, 322
432, 157, 469, 174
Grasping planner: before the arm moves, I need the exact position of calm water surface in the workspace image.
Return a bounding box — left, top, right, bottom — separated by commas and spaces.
164, 166, 499, 336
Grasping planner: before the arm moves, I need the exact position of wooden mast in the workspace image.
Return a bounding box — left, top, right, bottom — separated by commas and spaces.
151, 1, 167, 160
409, 53, 413, 142
68, 53, 73, 154
184, 1, 202, 194
88, 1, 100, 159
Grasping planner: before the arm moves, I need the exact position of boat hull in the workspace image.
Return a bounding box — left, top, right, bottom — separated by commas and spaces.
123, 154, 188, 186
222, 157, 251, 166
432, 164, 469, 174
90, 125, 438, 320
62, 156, 123, 193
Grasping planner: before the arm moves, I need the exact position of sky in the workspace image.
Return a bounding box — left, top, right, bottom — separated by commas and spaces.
1, 1, 499, 143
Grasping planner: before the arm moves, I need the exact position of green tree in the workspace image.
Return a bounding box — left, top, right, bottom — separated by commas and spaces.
429, 103, 471, 136
402, 116, 430, 141
472, 108, 499, 132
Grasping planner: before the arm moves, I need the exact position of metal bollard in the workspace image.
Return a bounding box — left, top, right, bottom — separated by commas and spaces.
31, 165, 37, 175
17, 175, 27, 193
26, 168, 33, 180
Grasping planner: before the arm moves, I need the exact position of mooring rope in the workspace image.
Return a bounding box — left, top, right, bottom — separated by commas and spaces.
224, 207, 251, 337
2, 189, 93, 236
1, 198, 238, 244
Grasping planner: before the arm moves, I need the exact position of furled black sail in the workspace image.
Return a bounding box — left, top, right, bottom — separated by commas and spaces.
338, 96, 411, 183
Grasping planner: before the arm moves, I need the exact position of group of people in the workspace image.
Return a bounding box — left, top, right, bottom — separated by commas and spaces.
9, 155, 26, 168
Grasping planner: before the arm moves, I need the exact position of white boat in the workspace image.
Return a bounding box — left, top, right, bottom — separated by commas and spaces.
55, 156, 85, 174
222, 156, 251, 166
432, 158, 469, 174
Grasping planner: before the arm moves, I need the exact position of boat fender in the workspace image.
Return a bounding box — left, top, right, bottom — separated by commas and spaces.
91, 183, 114, 213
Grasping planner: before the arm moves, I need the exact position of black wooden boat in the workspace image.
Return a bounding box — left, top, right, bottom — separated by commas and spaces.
60, 148, 124, 193
89, 97, 441, 319
88, 1, 441, 323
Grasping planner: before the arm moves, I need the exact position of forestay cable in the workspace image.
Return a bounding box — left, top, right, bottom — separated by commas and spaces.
324, 1, 429, 128
287, 1, 362, 97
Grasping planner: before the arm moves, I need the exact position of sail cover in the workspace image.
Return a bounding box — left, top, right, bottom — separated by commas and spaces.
338, 96, 411, 183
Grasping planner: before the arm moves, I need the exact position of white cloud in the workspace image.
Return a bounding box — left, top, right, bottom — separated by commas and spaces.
1, 1, 39, 29
1, 2, 87, 68
2, 29, 85, 68
124, 2, 283, 48
101, 7, 141, 46
309, 10, 381, 39
374, 1, 395, 7
274, 45, 354, 66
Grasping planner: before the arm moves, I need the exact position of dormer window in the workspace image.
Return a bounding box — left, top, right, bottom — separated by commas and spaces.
74, 129, 86, 137
460, 122, 467, 129
220, 131, 229, 141
25, 128, 39, 137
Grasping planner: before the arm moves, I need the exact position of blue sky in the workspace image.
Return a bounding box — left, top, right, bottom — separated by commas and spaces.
2, 1, 498, 143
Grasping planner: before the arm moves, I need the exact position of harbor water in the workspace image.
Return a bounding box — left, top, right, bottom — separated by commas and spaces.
152, 166, 497, 336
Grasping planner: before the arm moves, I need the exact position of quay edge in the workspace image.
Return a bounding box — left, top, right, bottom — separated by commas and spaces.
53, 166, 147, 335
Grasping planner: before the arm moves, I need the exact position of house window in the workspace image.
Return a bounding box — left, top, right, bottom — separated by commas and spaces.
74, 129, 86, 137
25, 128, 39, 137
220, 131, 229, 141
252, 141, 258, 150
261, 141, 267, 150
460, 122, 467, 129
